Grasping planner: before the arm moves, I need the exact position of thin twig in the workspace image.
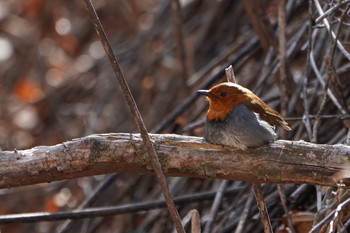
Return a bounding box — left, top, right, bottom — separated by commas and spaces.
313, 0, 350, 61
315, 0, 350, 24
346, 130, 350, 146
82, 1, 185, 232
191, 209, 201, 233
329, 187, 346, 233
289, 184, 309, 203
302, 0, 314, 141
285, 114, 350, 121
171, 0, 189, 89
316, 185, 322, 211
310, 196, 350, 233
224, 65, 253, 232
312, 187, 338, 232
0, 186, 243, 224
252, 183, 273, 233
278, 0, 288, 139
234, 191, 254, 233
277, 184, 296, 233
310, 52, 347, 114
312, 4, 350, 143
228, 46, 271, 233
304, 1, 322, 225
203, 180, 229, 233
225, 65, 236, 83
187, 40, 242, 86
58, 174, 120, 233
241, 0, 278, 53
329, 201, 341, 233
339, 217, 350, 233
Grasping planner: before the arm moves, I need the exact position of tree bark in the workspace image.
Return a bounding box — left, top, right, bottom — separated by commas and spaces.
0, 133, 349, 189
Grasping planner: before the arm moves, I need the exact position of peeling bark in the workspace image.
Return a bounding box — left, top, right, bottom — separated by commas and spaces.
0, 133, 349, 189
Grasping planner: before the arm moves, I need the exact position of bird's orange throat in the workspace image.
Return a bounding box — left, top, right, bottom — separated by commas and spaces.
206, 102, 234, 122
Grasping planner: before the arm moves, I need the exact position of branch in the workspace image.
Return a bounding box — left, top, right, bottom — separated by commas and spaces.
278, 0, 288, 139
302, 0, 314, 141
0, 186, 243, 224
313, 0, 350, 61
312, 4, 350, 143
315, 0, 350, 24
82, 1, 185, 232
1, 133, 350, 189
203, 180, 228, 233
252, 183, 273, 233
171, 0, 189, 89
241, 0, 278, 53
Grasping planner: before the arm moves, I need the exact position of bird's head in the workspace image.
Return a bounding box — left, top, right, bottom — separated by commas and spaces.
197, 82, 249, 121
197, 82, 291, 130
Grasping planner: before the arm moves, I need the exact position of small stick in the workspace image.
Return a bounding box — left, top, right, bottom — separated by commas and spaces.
339, 217, 350, 233
58, 174, 120, 233
234, 191, 255, 233
171, 0, 189, 89
313, 0, 350, 61
278, 0, 288, 139
315, 0, 350, 24
310, 196, 350, 233
346, 130, 350, 146
82, 1, 185, 232
309, 52, 346, 114
252, 183, 273, 233
277, 184, 296, 233
0, 186, 243, 224
289, 184, 309, 202
302, 0, 314, 141
312, 4, 350, 143
203, 180, 229, 233
191, 209, 201, 233
225, 65, 237, 83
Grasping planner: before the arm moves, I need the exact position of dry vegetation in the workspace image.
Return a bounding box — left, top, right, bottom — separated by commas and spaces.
0, 0, 350, 232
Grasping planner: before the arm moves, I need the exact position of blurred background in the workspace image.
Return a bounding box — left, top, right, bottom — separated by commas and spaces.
0, 0, 350, 232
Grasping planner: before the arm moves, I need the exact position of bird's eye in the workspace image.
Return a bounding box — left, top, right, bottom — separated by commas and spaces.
220, 92, 227, 97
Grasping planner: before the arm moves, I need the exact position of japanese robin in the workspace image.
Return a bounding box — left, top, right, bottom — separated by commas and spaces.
197, 82, 291, 150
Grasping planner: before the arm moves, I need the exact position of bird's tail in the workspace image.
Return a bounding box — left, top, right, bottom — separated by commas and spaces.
244, 100, 291, 131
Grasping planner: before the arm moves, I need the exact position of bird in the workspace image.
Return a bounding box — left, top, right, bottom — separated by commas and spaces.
197, 82, 291, 150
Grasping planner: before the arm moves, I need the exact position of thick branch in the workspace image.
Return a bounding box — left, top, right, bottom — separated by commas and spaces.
0, 133, 350, 189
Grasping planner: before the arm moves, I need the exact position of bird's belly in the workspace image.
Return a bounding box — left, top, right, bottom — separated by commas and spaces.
203, 104, 276, 150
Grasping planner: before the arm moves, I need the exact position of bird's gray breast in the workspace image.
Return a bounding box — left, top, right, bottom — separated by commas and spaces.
204, 104, 276, 149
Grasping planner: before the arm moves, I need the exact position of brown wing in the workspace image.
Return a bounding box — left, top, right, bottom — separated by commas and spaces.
244, 97, 291, 131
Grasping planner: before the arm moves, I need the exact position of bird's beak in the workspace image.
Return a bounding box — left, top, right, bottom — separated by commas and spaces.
196, 90, 217, 98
